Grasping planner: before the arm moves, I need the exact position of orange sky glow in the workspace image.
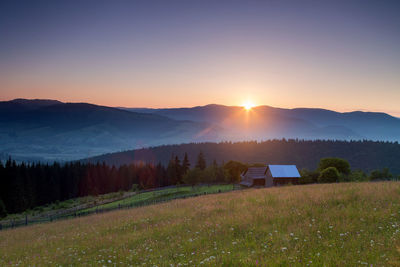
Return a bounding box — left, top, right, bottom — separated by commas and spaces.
1, 1, 400, 117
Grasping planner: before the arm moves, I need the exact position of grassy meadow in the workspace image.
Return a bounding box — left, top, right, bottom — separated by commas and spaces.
0, 191, 133, 222
81, 184, 234, 213
0, 182, 399, 266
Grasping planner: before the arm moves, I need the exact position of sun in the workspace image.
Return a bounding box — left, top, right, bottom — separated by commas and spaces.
242, 101, 255, 111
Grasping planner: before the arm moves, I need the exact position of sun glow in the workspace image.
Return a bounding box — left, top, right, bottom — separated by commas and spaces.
242, 101, 255, 111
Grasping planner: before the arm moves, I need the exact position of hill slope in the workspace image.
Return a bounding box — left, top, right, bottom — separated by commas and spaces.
86, 140, 400, 174
1, 182, 399, 266
0, 100, 218, 161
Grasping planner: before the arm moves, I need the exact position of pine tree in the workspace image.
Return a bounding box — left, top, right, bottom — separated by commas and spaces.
182, 153, 190, 175
212, 159, 218, 169
167, 156, 177, 184
195, 151, 206, 170
174, 155, 182, 184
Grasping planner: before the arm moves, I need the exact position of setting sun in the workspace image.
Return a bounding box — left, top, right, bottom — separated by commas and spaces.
243, 101, 255, 111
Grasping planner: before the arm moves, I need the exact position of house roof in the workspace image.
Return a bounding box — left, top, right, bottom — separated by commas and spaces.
239, 180, 253, 187
243, 166, 267, 178
268, 165, 300, 178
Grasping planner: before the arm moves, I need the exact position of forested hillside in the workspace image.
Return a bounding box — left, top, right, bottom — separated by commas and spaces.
87, 139, 400, 174
0, 155, 229, 215
2, 139, 399, 216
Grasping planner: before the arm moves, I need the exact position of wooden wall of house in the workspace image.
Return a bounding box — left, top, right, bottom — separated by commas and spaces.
265, 170, 274, 187
273, 178, 299, 186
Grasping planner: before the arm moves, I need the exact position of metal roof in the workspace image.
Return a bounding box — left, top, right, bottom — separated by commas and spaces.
268, 165, 300, 178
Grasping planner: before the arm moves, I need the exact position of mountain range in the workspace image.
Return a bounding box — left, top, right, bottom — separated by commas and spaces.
0, 98, 399, 161
123, 104, 400, 141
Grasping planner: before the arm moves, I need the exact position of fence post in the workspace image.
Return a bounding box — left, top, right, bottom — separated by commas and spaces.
118, 203, 121, 209
0, 223, 2, 230
25, 214, 28, 226
11, 219, 14, 228
50, 215, 52, 222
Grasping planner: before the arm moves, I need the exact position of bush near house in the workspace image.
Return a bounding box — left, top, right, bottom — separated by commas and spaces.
301, 157, 397, 184
318, 157, 351, 175
318, 167, 340, 183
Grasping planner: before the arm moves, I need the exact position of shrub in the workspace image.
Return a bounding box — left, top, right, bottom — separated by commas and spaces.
202, 165, 229, 183
203, 166, 217, 183
318, 158, 351, 175
299, 168, 319, 184
318, 167, 340, 183
369, 168, 393, 181
131, 184, 140, 192
224, 161, 247, 183
347, 170, 369, 182
183, 168, 204, 186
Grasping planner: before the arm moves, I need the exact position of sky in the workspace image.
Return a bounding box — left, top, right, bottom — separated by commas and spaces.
0, 0, 399, 116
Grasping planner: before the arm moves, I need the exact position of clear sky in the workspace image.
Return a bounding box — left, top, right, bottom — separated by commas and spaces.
1, 0, 399, 115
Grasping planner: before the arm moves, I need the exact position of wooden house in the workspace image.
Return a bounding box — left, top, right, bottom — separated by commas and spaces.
240, 165, 300, 187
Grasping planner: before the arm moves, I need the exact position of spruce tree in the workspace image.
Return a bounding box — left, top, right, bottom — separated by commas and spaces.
166, 156, 177, 184
182, 153, 190, 175
195, 151, 206, 170
174, 155, 182, 184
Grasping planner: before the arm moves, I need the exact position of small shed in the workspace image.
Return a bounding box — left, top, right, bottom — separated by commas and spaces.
240, 166, 269, 187
240, 165, 301, 187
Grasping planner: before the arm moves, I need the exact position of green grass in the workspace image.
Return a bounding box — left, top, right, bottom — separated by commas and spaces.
80, 184, 234, 213
0, 191, 128, 222
0, 182, 399, 266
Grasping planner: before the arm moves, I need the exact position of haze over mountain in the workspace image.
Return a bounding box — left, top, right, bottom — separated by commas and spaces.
1, 99, 400, 162
123, 104, 400, 141
0, 99, 218, 161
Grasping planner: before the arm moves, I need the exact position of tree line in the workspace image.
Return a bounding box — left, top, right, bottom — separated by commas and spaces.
300, 157, 399, 184
88, 139, 400, 174
0, 152, 240, 217
1, 149, 399, 218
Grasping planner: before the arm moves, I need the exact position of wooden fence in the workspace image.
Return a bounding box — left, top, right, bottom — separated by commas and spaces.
0, 184, 242, 231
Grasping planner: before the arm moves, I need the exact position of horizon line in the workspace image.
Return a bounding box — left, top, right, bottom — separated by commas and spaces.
1, 97, 400, 118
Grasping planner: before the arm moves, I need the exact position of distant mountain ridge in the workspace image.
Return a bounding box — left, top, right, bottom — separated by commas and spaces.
0, 99, 219, 161
1, 98, 400, 161
122, 104, 400, 141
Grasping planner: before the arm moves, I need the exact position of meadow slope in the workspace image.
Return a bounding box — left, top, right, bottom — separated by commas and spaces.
0, 182, 400, 266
